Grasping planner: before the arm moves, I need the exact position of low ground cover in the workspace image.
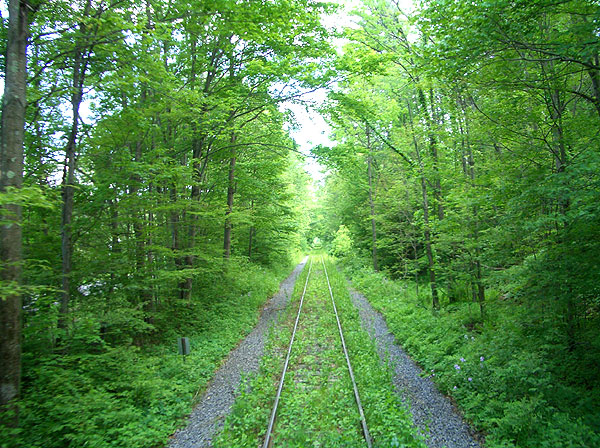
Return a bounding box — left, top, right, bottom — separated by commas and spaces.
346, 264, 600, 448
7, 260, 290, 448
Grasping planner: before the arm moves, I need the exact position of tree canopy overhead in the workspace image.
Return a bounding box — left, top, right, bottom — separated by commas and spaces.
0, 0, 336, 443
1, 0, 600, 446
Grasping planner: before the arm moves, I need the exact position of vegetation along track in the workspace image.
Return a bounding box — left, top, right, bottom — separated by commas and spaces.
214, 256, 426, 448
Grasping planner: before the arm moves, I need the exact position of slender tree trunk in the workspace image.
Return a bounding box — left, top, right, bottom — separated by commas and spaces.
407, 100, 439, 310
177, 36, 205, 301
109, 197, 120, 290
248, 227, 254, 260
224, 133, 236, 259
366, 128, 378, 272
467, 159, 486, 319
170, 186, 181, 264
466, 132, 486, 318
419, 175, 439, 310
584, 49, 600, 119
417, 88, 444, 221
545, 70, 575, 350
147, 184, 156, 314
59, 0, 92, 329
180, 133, 204, 301
248, 200, 254, 260
0, 0, 28, 426
458, 96, 486, 319
413, 242, 419, 297
59, 76, 82, 329
132, 141, 145, 274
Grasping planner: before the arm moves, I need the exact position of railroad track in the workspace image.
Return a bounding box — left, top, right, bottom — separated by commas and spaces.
262, 256, 373, 448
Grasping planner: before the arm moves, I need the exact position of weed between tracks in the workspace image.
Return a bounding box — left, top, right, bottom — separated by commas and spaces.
214, 256, 426, 448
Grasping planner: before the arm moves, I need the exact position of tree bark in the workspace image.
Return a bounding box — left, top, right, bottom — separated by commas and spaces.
59, 0, 92, 330
460, 97, 485, 319
248, 200, 255, 260
417, 88, 444, 221
0, 0, 28, 425
224, 133, 236, 259
366, 128, 378, 272
248, 226, 255, 260
544, 63, 575, 350
407, 100, 439, 310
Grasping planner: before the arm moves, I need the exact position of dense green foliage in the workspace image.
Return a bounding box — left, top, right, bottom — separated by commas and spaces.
2, 0, 600, 446
311, 0, 600, 446
346, 263, 600, 447
0, 0, 334, 445
215, 256, 425, 448
13, 262, 285, 447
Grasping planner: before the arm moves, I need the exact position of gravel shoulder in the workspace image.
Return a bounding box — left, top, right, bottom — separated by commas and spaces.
349, 288, 483, 448
168, 258, 307, 448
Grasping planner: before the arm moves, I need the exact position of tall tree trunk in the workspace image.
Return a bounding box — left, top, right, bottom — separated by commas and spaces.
366, 128, 378, 272
224, 133, 236, 259
59, 0, 92, 330
417, 88, 444, 221
248, 227, 255, 260
179, 133, 205, 301
248, 200, 255, 260
460, 98, 486, 320
109, 199, 119, 296
131, 141, 145, 274
59, 71, 83, 328
169, 186, 181, 267
0, 0, 28, 426
544, 67, 574, 350
407, 100, 439, 310
467, 144, 485, 319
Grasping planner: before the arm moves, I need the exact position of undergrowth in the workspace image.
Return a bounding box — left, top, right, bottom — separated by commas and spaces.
345, 262, 600, 448
4, 259, 292, 448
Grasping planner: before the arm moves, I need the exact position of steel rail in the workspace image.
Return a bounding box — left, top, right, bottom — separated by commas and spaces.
262, 258, 313, 448
321, 257, 373, 448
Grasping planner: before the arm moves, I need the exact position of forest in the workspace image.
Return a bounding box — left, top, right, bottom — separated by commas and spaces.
1, 0, 599, 447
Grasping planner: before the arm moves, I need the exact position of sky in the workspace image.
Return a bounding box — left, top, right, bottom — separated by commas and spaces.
281, 90, 333, 183
279, 0, 358, 183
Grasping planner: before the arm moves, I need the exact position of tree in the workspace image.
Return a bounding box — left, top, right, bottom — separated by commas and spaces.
0, 0, 29, 426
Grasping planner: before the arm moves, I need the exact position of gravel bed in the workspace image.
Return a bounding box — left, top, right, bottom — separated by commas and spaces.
349, 289, 483, 448
168, 258, 308, 448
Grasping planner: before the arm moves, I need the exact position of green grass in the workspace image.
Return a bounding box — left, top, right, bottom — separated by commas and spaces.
214, 256, 426, 448
346, 264, 600, 448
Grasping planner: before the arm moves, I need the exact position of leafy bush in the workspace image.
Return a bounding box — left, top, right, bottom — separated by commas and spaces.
331, 224, 354, 258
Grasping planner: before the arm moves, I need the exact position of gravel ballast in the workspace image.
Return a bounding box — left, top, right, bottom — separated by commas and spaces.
350, 289, 482, 448
168, 258, 307, 448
